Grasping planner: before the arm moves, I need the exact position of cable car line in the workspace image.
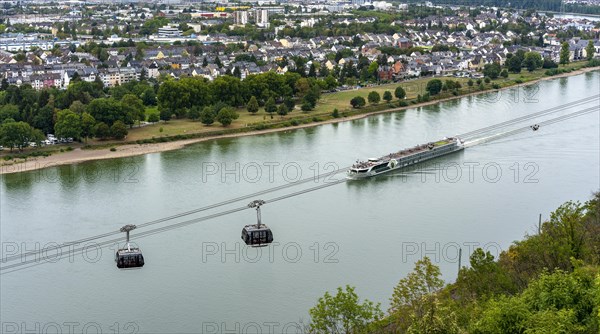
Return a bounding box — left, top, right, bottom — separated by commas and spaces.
0, 178, 348, 274
456, 94, 599, 140
1, 100, 597, 272
2, 166, 352, 264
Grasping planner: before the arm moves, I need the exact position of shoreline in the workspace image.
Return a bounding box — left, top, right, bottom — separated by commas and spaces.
1, 66, 598, 175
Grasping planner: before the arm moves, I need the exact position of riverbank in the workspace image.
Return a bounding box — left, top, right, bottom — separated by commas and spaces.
1, 65, 598, 175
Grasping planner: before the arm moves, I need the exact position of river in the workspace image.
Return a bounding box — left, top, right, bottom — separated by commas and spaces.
1, 71, 599, 333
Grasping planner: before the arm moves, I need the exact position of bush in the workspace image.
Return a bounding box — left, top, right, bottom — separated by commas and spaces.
66, 146, 73, 151
110, 147, 116, 152
492, 83, 501, 89
301, 102, 313, 112
290, 119, 300, 126
398, 101, 409, 107
484, 77, 491, 84
332, 108, 340, 118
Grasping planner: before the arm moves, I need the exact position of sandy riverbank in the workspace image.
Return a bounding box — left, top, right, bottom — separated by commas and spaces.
1, 66, 598, 175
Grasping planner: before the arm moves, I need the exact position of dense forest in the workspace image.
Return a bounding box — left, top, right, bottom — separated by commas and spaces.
308, 192, 600, 333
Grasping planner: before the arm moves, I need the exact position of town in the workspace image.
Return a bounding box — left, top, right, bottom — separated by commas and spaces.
0, 0, 599, 152
1, 1, 599, 89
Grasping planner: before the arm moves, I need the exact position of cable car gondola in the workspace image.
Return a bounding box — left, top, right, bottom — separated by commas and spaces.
242, 200, 273, 247
115, 224, 145, 269
531, 124, 540, 131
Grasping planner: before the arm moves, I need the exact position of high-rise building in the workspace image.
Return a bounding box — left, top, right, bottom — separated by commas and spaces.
234, 11, 249, 25
255, 9, 269, 28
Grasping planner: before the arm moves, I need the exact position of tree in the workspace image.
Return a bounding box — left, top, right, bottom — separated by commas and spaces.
543, 58, 558, 69
381, 91, 392, 103
277, 104, 288, 117
500, 69, 509, 78
283, 96, 296, 111
585, 40, 595, 61
216, 107, 238, 126
264, 97, 277, 118
390, 257, 450, 333
87, 98, 124, 126
523, 52, 543, 72
147, 113, 159, 124
81, 112, 96, 142
199, 107, 215, 125
507, 55, 523, 73
0, 104, 20, 123
0, 120, 41, 151
483, 63, 502, 79
121, 94, 145, 127
54, 109, 82, 140
308, 285, 383, 334
246, 96, 259, 114
394, 86, 406, 100
159, 108, 172, 122
367, 91, 380, 104
188, 106, 201, 120
350, 96, 366, 108
141, 87, 157, 106
93, 122, 110, 140
426, 79, 443, 95
467, 79, 474, 87
110, 120, 128, 139
560, 42, 570, 65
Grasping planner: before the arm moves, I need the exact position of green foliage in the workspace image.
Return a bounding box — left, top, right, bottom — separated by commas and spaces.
81, 112, 96, 141
350, 96, 366, 108
0, 104, 20, 123
382, 91, 393, 103
507, 54, 524, 73
308, 285, 383, 334
188, 106, 201, 120
277, 104, 288, 117
367, 91, 380, 104
246, 96, 259, 114
560, 42, 571, 65
426, 79, 443, 95
264, 97, 277, 117
543, 58, 559, 69
394, 86, 406, 100
216, 107, 239, 127
483, 63, 502, 79
121, 94, 145, 126
523, 52, 543, 72
586, 41, 596, 61
390, 257, 458, 333
199, 107, 216, 126
147, 113, 159, 123
110, 120, 128, 140
159, 108, 172, 122
93, 122, 110, 140
87, 98, 123, 126
0, 120, 43, 151
332, 108, 340, 118
54, 109, 82, 140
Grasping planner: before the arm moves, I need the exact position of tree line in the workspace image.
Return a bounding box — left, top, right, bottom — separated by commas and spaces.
307, 192, 600, 333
